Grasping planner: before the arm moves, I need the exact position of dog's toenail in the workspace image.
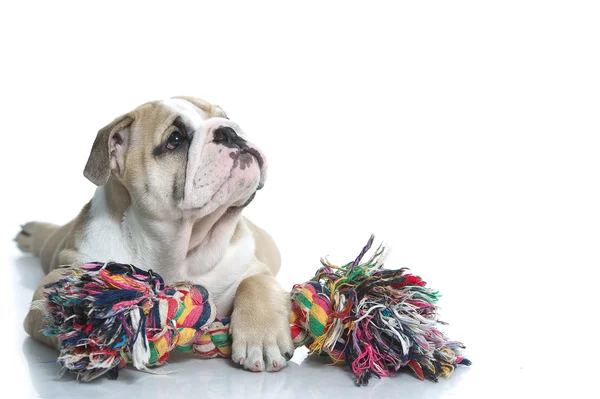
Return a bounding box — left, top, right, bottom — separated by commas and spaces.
239, 358, 244, 365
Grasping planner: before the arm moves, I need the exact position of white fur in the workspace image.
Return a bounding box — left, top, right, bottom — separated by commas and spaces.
161, 98, 208, 124
77, 187, 135, 265
184, 223, 259, 314
77, 186, 257, 316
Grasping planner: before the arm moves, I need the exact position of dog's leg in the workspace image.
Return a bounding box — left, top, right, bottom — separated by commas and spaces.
230, 272, 295, 372
23, 267, 73, 350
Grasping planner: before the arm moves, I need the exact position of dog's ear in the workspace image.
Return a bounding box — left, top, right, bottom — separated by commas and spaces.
83, 114, 134, 186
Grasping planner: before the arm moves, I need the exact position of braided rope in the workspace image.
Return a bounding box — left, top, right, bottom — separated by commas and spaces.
43, 236, 470, 385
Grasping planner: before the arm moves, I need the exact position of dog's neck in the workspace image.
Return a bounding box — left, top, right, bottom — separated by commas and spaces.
90, 180, 243, 282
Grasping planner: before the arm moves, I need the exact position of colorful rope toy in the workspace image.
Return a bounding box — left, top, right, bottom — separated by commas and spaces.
42, 236, 470, 386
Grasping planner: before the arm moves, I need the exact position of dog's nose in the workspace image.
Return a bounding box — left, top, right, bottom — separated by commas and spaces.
213, 126, 245, 146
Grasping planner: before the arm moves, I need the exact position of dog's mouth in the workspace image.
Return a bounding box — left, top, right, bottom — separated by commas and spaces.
224, 149, 263, 212
239, 147, 265, 190
183, 126, 266, 214
187, 149, 264, 213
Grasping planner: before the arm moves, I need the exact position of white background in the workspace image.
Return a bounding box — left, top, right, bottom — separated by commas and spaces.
1, 1, 599, 398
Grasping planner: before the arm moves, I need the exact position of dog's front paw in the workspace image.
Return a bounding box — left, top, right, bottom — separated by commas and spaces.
229, 275, 295, 372
230, 315, 294, 372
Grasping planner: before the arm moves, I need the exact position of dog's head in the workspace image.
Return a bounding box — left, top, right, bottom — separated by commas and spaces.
83, 97, 266, 219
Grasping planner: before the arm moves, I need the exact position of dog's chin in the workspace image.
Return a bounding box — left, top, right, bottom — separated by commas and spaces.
228, 191, 257, 211
218, 185, 259, 215
183, 180, 260, 218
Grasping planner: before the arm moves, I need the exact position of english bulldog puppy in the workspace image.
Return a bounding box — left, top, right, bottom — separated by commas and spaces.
15, 96, 294, 372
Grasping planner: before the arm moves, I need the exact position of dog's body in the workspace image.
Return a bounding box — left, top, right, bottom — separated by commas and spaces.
16, 97, 294, 372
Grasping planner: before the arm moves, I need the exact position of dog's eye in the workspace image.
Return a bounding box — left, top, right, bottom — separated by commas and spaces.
166, 131, 184, 150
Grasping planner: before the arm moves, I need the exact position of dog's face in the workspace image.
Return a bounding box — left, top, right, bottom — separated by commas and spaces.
84, 97, 266, 220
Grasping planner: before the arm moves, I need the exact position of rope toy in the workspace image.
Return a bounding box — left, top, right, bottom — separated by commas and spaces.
42, 236, 470, 386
